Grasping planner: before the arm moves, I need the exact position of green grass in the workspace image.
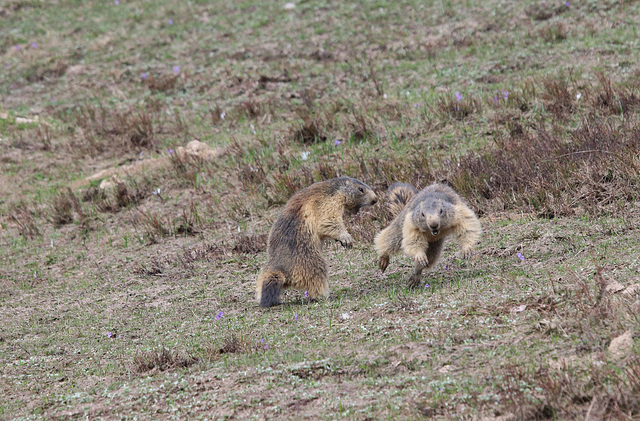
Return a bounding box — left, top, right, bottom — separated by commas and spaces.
2, 0, 640, 419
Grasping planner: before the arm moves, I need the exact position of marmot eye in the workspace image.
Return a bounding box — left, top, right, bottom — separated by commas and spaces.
358, 187, 364, 193
421, 212, 425, 217
440, 208, 443, 215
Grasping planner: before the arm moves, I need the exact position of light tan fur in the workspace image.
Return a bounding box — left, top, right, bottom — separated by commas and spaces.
374, 183, 481, 288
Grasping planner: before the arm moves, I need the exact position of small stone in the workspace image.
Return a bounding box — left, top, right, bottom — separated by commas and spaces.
15, 116, 39, 124
608, 331, 633, 360
605, 280, 625, 294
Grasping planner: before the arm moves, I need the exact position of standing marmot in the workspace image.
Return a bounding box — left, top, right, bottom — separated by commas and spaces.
374, 182, 481, 288
256, 177, 378, 307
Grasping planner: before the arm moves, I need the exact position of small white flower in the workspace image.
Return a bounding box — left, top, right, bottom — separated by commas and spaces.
576, 93, 582, 100
300, 151, 310, 160
341, 312, 351, 320
283, 2, 296, 10
153, 188, 162, 195
220, 111, 226, 120
383, 93, 387, 99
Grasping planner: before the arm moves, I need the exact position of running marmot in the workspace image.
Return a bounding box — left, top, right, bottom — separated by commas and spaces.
374, 182, 481, 288
256, 177, 378, 307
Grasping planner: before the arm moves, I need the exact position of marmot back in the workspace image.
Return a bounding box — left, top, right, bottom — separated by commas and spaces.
256, 177, 378, 307
374, 183, 481, 288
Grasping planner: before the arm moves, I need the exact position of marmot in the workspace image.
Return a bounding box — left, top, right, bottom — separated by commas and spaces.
374, 182, 481, 288
256, 177, 378, 307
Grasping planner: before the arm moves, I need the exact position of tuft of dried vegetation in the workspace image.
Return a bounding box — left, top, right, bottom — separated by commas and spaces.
68, 104, 160, 155
291, 107, 329, 144
538, 22, 569, 43
50, 187, 86, 228
7, 202, 40, 238
451, 117, 640, 217
82, 178, 150, 213
436, 92, 481, 121
203, 334, 263, 362
132, 348, 198, 373
500, 357, 640, 420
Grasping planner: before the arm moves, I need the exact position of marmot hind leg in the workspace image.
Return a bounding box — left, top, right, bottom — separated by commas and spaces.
292, 262, 329, 300
408, 262, 424, 289
256, 270, 286, 308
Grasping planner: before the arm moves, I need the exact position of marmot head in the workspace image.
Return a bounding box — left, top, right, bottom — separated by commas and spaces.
331, 177, 378, 214
411, 198, 454, 236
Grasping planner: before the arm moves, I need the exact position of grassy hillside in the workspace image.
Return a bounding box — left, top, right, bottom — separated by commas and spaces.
1, 0, 640, 419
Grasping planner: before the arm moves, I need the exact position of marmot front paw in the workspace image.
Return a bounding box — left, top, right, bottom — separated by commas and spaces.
415, 252, 429, 268
338, 234, 354, 249
378, 255, 390, 272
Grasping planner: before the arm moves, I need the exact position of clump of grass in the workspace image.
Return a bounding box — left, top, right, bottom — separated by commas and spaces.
291, 108, 329, 144
24, 58, 68, 83
7, 202, 40, 238
346, 108, 376, 141
83, 178, 150, 213
144, 74, 178, 93
132, 348, 198, 373
436, 92, 481, 121
593, 72, 640, 115
50, 187, 86, 228
451, 116, 640, 217
231, 233, 267, 254
538, 22, 569, 43
176, 200, 203, 235
203, 334, 263, 362
132, 209, 172, 244
69, 103, 159, 155
541, 77, 574, 118
500, 358, 640, 419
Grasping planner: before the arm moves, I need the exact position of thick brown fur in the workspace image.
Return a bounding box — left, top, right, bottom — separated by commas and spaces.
374, 183, 481, 288
256, 177, 378, 307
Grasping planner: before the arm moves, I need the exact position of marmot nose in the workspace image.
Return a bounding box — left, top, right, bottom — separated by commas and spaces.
371, 197, 378, 205
429, 222, 439, 230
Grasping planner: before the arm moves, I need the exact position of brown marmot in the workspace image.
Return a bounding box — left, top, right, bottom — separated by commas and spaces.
374, 182, 481, 288
256, 177, 378, 307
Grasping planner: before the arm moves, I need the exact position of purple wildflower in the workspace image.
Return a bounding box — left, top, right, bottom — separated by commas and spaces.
517, 252, 525, 261
565, 1, 570, 6
216, 311, 223, 320
168, 18, 174, 25
31, 43, 37, 48
15, 45, 20, 51
260, 339, 265, 343
141, 72, 147, 80
424, 283, 430, 288
455, 91, 463, 102
264, 344, 268, 350
294, 314, 298, 321
4, 63, 9, 69
304, 291, 309, 299
167, 149, 174, 154
414, 103, 419, 108
334, 139, 341, 146
173, 65, 180, 74
118, 334, 123, 338
107, 332, 113, 338
114, 0, 119, 4
503, 90, 509, 101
